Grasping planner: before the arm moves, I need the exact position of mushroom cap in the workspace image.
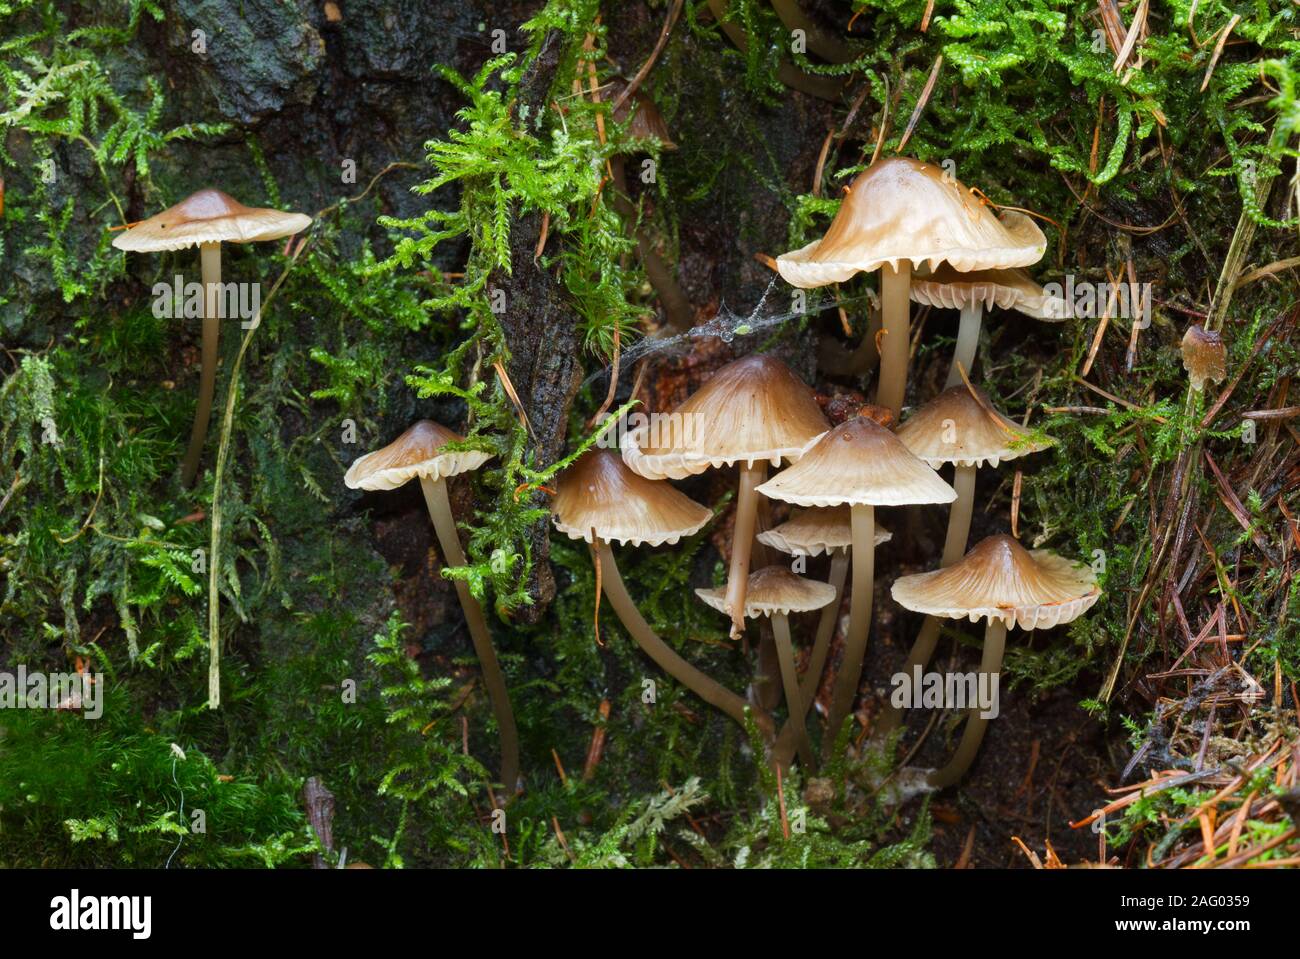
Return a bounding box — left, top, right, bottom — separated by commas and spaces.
896, 385, 1053, 469
909, 265, 1066, 320
775, 157, 1047, 289
890, 534, 1100, 631
343, 420, 493, 491
756, 505, 891, 556
610, 81, 677, 150
622, 354, 830, 481
551, 450, 710, 547
696, 565, 837, 618
755, 415, 956, 508
112, 188, 312, 252
1181, 324, 1227, 392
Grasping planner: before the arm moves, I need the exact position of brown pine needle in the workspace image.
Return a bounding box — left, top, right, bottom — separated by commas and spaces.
897, 55, 942, 153
493, 360, 534, 440
1200, 15, 1240, 92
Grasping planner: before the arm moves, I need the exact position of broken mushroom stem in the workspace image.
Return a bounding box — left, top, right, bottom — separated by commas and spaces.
420, 475, 520, 797
824, 503, 875, 753
926, 619, 1006, 788
724, 462, 766, 639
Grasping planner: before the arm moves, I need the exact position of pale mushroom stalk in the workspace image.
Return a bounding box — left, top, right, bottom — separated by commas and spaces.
824, 504, 875, 751
180, 241, 222, 487
927, 619, 1006, 788
420, 475, 520, 795
770, 612, 814, 766
596, 540, 765, 734
877, 263, 910, 417
723, 462, 766, 638
947, 304, 983, 388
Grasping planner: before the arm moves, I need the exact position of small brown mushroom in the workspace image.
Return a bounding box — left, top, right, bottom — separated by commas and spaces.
1181, 324, 1227, 393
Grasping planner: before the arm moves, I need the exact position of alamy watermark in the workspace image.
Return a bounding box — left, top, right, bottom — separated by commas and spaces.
596, 410, 702, 451
890, 665, 999, 719
1043, 275, 1153, 327
152, 276, 262, 329
0, 666, 102, 719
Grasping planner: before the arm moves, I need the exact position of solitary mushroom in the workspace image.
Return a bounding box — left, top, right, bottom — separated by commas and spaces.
551, 450, 766, 733
775, 157, 1045, 417
344, 420, 519, 796
909, 265, 1065, 387
1181, 324, 1227, 393
758, 506, 890, 759
891, 534, 1100, 787
113, 189, 311, 486
697, 566, 836, 767
882, 385, 1052, 734
623, 354, 829, 638
756, 415, 955, 750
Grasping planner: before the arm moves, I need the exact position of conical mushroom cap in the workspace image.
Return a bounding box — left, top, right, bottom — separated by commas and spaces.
1181, 324, 1227, 392
776, 157, 1046, 289
696, 566, 836, 618
757, 505, 891, 556
909, 265, 1066, 320
112, 188, 312, 252
610, 81, 677, 150
551, 450, 710, 547
344, 420, 493, 491
891, 534, 1100, 631
622, 354, 830, 481
755, 416, 955, 508
897, 385, 1053, 469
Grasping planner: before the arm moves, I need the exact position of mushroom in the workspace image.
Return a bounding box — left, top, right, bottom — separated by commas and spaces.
697, 566, 836, 767
344, 420, 519, 796
1181, 324, 1227, 393
890, 534, 1100, 787
623, 354, 829, 638
774, 157, 1046, 417
757, 506, 891, 759
551, 450, 766, 733
881, 385, 1053, 734
909, 265, 1066, 387
112, 189, 311, 486
755, 415, 955, 750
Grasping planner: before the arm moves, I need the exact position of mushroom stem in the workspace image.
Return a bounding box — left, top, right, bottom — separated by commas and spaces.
772, 550, 848, 765
420, 475, 520, 796
724, 462, 766, 639
181, 241, 222, 487
824, 504, 875, 754
926, 618, 1006, 788
878, 464, 976, 735
819, 310, 880, 376
876, 262, 911, 417
771, 613, 814, 767
596, 540, 768, 735
945, 304, 985, 388
610, 157, 694, 333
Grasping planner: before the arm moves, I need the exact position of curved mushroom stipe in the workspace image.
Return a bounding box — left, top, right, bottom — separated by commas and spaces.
768, 0, 860, 64
705, 0, 847, 102
771, 613, 814, 767
421, 476, 521, 798
947, 303, 984, 389
609, 156, 694, 333
823, 503, 875, 756
180, 242, 222, 487
926, 619, 1006, 788
818, 312, 880, 377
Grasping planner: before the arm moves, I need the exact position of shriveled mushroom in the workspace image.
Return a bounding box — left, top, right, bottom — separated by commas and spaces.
113, 189, 311, 486
344, 420, 519, 796
1181, 324, 1227, 393
891, 534, 1100, 786
775, 158, 1045, 416
756, 415, 954, 751
909, 265, 1065, 387
697, 566, 836, 767
623, 354, 829, 638
551, 451, 768, 734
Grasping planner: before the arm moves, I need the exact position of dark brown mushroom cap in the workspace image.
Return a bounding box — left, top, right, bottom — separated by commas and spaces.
112, 188, 312, 252
696, 565, 837, 618
890, 534, 1100, 630
909, 265, 1066, 320
756, 505, 891, 556
1181, 324, 1227, 392
622, 354, 830, 481
897, 385, 1053, 469
609, 80, 677, 150
551, 450, 710, 547
776, 157, 1046, 289
343, 420, 493, 491
755, 415, 955, 508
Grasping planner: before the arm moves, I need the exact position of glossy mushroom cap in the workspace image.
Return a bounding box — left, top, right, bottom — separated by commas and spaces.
112, 188, 312, 253
696, 566, 837, 619
1181, 324, 1227, 393
551, 450, 710, 547
610, 81, 677, 150
776, 157, 1046, 289
755, 415, 955, 508
891, 534, 1100, 630
622, 354, 830, 481
909, 265, 1066, 320
343, 420, 493, 491
757, 505, 891, 556
897, 385, 1053, 469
